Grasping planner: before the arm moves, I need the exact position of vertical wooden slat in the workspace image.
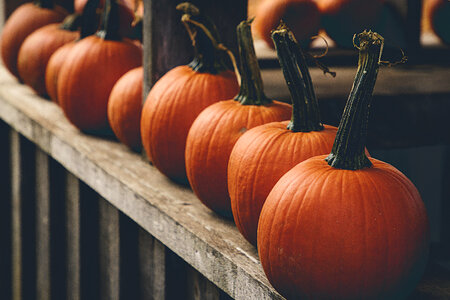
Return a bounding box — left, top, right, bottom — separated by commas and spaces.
138, 230, 166, 299
186, 268, 220, 300
99, 198, 120, 300
11, 130, 36, 300
36, 149, 51, 300
66, 174, 100, 300
0, 121, 11, 300
142, 0, 247, 97
119, 215, 139, 300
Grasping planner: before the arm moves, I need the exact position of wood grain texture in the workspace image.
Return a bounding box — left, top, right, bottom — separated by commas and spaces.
0, 66, 448, 299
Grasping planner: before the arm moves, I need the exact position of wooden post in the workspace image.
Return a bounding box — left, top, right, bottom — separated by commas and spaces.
142, 0, 247, 98
0, 121, 11, 300
11, 131, 36, 300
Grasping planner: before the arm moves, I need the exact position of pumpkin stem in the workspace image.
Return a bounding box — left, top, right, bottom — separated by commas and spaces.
272, 24, 324, 132
177, 2, 229, 74
234, 19, 271, 106
80, 0, 100, 39
96, 0, 121, 41
34, 0, 54, 9
59, 13, 82, 31
325, 30, 384, 170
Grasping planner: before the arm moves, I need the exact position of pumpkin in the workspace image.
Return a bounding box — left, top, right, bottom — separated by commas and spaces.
45, 0, 100, 103
429, 0, 450, 44
140, 3, 239, 182
228, 25, 337, 246
257, 31, 429, 299
0, 0, 68, 78
107, 66, 143, 150
317, 0, 384, 48
17, 15, 80, 97
57, 0, 142, 133
252, 0, 320, 48
185, 20, 292, 217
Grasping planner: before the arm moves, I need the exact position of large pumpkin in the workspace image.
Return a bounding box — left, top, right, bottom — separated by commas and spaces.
185, 20, 292, 217
45, 0, 100, 103
257, 31, 429, 299
107, 66, 143, 150
0, 0, 68, 78
252, 0, 320, 48
58, 0, 142, 133
228, 26, 337, 246
140, 3, 239, 182
17, 15, 80, 97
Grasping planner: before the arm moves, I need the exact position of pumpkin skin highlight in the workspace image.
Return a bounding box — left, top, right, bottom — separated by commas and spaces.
108, 66, 143, 150
0, 3, 67, 78
258, 155, 429, 299
141, 66, 239, 182
185, 100, 291, 216
228, 122, 337, 245
58, 36, 142, 132
17, 23, 79, 97
252, 0, 320, 48
45, 42, 76, 103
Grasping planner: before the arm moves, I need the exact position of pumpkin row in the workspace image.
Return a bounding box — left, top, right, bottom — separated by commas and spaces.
0, 1, 429, 299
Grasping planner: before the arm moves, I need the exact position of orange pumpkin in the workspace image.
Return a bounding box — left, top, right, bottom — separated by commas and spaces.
258, 31, 429, 299
0, 0, 68, 78
185, 20, 292, 217
58, 0, 142, 133
107, 66, 143, 150
252, 0, 320, 48
45, 0, 100, 103
317, 0, 384, 48
17, 15, 80, 97
228, 26, 337, 246
140, 3, 239, 182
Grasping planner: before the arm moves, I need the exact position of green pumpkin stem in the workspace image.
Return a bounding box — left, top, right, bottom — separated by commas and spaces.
234, 19, 271, 106
272, 24, 323, 132
177, 2, 228, 74
59, 13, 82, 31
325, 30, 384, 170
34, 0, 54, 9
96, 0, 121, 41
80, 0, 100, 39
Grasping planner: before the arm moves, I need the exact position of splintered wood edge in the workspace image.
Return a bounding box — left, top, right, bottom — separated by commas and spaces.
0, 66, 283, 300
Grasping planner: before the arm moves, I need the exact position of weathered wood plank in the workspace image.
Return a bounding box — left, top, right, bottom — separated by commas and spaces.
142, 0, 247, 97
11, 130, 36, 300
187, 267, 220, 300
66, 174, 100, 300
138, 229, 166, 300
0, 121, 11, 300
99, 198, 120, 300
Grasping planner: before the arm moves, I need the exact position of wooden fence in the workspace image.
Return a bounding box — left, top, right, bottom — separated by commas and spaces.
0, 0, 450, 299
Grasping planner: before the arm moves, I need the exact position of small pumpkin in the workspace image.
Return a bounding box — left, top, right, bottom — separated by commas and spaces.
45, 0, 100, 103
317, 0, 384, 48
17, 14, 80, 97
107, 66, 143, 150
252, 0, 320, 48
57, 0, 142, 133
258, 31, 429, 299
140, 2, 239, 182
185, 20, 292, 217
0, 0, 68, 78
228, 25, 337, 246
